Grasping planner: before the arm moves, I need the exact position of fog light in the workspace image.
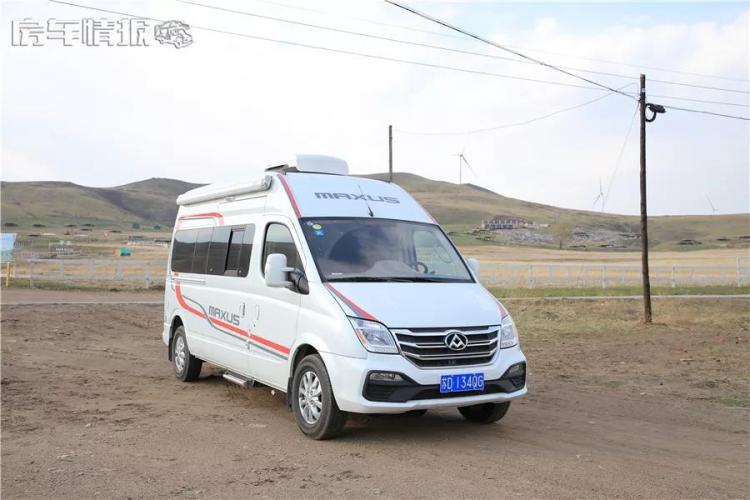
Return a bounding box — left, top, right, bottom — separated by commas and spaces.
507, 363, 525, 377
369, 372, 404, 382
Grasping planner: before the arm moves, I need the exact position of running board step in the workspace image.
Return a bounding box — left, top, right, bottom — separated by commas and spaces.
222, 371, 255, 388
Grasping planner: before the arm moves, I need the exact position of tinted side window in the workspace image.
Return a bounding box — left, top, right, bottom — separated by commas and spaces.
192, 228, 213, 274
224, 228, 245, 276
207, 227, 231, 275
171, 229, 198, 273
238, 225, 255, 277
263, 223, 302, 272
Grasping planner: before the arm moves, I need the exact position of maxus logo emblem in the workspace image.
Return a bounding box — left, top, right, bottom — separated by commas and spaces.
208, 305, 240, 327
314, 192, 400, 204
444, 331, 468, 351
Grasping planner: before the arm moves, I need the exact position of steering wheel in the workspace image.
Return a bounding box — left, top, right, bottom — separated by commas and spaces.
414, 261, 429, 274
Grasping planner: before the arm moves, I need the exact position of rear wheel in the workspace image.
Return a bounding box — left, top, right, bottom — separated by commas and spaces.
292, 355, 347, 440
458, 402, 510, 424
172, 326, 202, 382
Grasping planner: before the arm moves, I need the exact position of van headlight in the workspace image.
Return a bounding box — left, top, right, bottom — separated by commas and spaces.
499, 315, 518, 349
349, 318, 399, 354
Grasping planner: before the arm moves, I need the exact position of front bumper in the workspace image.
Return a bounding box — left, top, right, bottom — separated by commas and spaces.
320, 345, 527, 414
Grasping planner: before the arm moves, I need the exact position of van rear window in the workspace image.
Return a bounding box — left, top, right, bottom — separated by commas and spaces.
171, 229, 197, 273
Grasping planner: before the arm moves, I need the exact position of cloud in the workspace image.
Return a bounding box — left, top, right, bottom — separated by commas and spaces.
1, 1, 747, 215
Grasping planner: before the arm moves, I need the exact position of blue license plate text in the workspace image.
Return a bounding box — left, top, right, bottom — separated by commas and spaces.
440, 373, 484, 394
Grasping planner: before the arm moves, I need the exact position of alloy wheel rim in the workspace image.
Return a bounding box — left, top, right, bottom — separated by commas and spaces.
298, 370, 323, 425
174, 336, 186, 373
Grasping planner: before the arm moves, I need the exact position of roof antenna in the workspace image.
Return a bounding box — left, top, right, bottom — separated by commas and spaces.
358, 184, 375, 217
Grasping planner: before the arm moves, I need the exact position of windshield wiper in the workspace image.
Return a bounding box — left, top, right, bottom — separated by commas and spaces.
389, 276, 446, 282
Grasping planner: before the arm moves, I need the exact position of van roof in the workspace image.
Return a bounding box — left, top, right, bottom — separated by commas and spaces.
177, 172, 436, 225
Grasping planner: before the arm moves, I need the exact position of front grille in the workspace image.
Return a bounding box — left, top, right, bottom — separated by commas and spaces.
392, 326, 499, 368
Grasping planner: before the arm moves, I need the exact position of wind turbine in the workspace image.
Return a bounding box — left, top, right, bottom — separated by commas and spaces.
592, 179, 605, 212
451, 148, 476, 185
706, 195, 718, 214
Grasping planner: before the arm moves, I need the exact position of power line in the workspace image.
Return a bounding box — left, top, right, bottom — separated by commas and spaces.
625, 92, 748, 108
49, 0, 750, 122
503, 44, 749, 84
246, 0, 748, 85
660, 105, 750, 121
638, 78, 746, 95
47, 0, 623, 93
395, 83, 634, 136
247, 0, 465, 40
179, 0, 749, 97
385, 0, 635, 100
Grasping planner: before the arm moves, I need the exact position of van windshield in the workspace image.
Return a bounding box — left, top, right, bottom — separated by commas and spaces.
300, 218, 473, 283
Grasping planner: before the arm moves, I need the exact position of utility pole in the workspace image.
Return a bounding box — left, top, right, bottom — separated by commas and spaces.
388, 125, 393, 182
638, 74, 665, 323
639, 74, 652, 324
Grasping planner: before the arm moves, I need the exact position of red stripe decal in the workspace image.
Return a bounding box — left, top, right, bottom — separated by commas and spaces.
175, 282, 205, 318
209, 317, 249, 338
174, 279, 289, 355
176, 212, 225, 230
250, 334, 291, 355
277, 175, 302, 218
325, 284, 377, 321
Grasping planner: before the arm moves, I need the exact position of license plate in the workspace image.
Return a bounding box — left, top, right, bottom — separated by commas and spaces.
440, 373, 484, 394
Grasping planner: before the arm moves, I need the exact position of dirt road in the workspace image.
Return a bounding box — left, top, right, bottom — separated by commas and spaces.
2, 292, 748, 498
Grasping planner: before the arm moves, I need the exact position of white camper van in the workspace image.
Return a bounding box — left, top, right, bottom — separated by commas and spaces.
163, 156, 527, 439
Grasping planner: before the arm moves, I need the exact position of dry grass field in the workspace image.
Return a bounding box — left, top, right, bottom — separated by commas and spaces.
463, 245, 750, 266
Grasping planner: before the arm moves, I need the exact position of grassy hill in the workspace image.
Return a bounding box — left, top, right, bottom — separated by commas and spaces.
1, 174, 747, 250
365, 173, 749, 250
0, 178, 201, 228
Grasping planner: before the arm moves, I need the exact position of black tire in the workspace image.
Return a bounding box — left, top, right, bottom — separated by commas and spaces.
172, 326, 202, 382
458, 402, 510, 424
292, 355, 347, 440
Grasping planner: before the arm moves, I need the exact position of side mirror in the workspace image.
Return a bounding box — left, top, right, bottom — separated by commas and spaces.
265, 253, 309, 294
290, 270, 310, 295
467, 257, 480, 275
265, 253, 291, 288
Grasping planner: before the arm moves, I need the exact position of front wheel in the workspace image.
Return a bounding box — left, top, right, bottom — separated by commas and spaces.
292, 355, 347, 440
458, 402, 510, 424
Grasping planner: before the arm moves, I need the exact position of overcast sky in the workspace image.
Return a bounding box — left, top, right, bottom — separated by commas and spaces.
2, 0, 748, 215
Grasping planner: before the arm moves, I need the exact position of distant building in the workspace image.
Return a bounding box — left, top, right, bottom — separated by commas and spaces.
482, 215, 530, 230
